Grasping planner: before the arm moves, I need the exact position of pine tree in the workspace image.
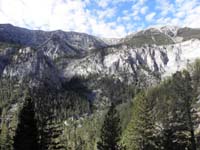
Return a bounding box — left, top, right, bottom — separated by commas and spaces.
124, 92, 159, 150
170, 71, 197, 150
160, 113, 190, 150
158, 71, 198, 150
97, 103, 122, 150
13, 95, 39, 150
189, 59, 200, 91
0, 122, 13, 150
34, 88, 65, 150
40, 112, 65, 150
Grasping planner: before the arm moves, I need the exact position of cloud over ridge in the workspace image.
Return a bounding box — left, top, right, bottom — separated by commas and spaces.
0, 0, 199, 38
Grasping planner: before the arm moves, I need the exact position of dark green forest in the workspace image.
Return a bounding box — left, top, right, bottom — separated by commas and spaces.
0, 59, 200, 150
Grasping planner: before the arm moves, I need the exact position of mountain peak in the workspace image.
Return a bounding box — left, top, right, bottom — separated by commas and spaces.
0, 24, 200, 87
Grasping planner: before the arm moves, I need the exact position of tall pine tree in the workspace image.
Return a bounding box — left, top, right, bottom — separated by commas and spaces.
124, 91, 159, 150
13, 94, 39, 150
170, 71, 197, 150
97, 103, 122, 150
0, 121, 12, 150
33, 86, 65, 150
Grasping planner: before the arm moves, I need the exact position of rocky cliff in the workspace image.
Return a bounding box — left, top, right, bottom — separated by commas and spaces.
0, 24, 200, 88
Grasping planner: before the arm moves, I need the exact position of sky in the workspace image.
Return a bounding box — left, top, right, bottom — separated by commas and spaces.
0, 0, 200, 38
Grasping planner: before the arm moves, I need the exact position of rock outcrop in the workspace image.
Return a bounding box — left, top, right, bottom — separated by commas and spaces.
0, 24, 200, 87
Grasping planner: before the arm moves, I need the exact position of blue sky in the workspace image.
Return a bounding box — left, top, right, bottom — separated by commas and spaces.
0, 0, 200, 38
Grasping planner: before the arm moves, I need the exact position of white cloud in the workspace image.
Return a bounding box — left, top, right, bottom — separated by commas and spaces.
122, 16, 131, 21
175, 0, 185, 4
88, 19, 126, 38
0, 0, 128, 38
145, 12, 156, 22
0, 0, 199, 38
176, 0, 198, 12
154, 0, 200, 29
97, 7, 116, 19
156, 0, 175, 16
130, 0, 147, 21
140, 6, 148, 14
133, 15, 141, 21
97, 0, 111, 8
182, 5, 200, 28
175, 11, 185, 18
132, 10, 139, 16
113, 0, 136, 4
122, 10, 129, 15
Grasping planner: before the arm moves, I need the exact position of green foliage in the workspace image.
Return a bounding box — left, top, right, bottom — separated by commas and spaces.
13, 95, 39, 150
171, 70, 197, 150
60, 101, 132, 150
1, 59, 200, 150
124, 92, 159, 150
39, 114, 65, 150
188, 59, 200, 92
0, 42, 21, 51
89, 75, 137, 106
97, 103, 123, 150
63, 112, 102, 150
0, 121, 13, 150
0, 78, 18, 111
146, 70, 198, 150
31, 87, 67, 150
123, 68, 200, 150
124, 33, 174, 47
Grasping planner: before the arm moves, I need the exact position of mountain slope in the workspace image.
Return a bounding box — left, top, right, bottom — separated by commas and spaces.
0, 24, 200, 95
0, 24, 107, 58
1, 24, 200, 150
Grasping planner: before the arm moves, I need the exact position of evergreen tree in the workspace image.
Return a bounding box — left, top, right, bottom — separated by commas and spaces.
189, 59, 200, 91
170, 71, 197, 150
0, 122, 13, 150
157, 71, 197, 150
124, 92, 159, 150
40, 111, 65, 150
97, 103, 122, 150
34, 87, 65, 150
160, 113, 190, 150
13, 95, 39, 150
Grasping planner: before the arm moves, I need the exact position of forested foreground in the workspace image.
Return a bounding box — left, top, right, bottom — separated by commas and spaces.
0, 60, 200, 150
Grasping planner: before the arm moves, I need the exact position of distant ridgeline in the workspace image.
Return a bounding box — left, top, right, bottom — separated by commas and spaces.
0, 24, 200, 149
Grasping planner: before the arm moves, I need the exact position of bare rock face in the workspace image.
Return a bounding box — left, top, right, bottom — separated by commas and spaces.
62, 38, 200, 83
1, 47, 62, 88
0, 24, 200, 88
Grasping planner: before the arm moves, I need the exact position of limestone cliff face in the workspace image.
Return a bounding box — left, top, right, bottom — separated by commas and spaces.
0, 24, 200, 87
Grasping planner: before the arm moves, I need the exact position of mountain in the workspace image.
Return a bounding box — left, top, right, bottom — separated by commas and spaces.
0, 24, 107, 50
0, 24, 200, 94
0, 24, 200, 105
1, 24, 200, 150
0, 24, 200, 88
0, 24, 200, 81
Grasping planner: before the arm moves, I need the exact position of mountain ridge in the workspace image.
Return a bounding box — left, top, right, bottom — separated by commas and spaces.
0, 24, 200, 89
1, 24, 200, 150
